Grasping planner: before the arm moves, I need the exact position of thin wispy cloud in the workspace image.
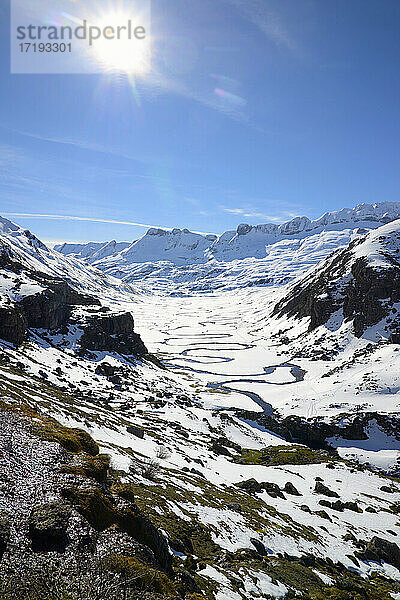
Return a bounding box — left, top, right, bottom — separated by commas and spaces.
3, 213, 215, 236
145, 70, 249, 124
222, 207, 295, 223
11, 128, 157, 166
224, 0, 300, 55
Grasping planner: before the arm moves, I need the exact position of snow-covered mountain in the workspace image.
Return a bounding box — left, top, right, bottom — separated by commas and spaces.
56, 227, 217, 266
54, 202, 400, 293
55, 201, 400, 265
56, 239, 131, 262
2, 212, 400, 600
274, 219, 400, 340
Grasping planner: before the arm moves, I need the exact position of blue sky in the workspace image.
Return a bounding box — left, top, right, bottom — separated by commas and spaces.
0, 0, 399, 244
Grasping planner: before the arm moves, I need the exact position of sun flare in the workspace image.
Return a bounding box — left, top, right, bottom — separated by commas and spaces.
90, 10, 150, 75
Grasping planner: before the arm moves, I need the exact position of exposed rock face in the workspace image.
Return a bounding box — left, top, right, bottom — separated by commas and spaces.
28, 502, 71, 552
237, 410, 400, 453
272, 244, 352, 330
357, 536, 400, 570
344, 258, 400, 337
0, 243, 22, 272
0, 516, 10, 559
273, 227, 400, 339
79, 312, 148, 356
314, 481, 339, 498
20, 280, 100, 330
0, 306, 27, 347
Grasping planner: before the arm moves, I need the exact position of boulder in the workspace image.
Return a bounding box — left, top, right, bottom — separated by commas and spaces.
250, 538, 268, 556
314, 481, 339, 498
95, 363, 118, 377
380, 485, 395, 494
358, 536, 400, 570
261, 482, 286, 499
284, 482, 302, 496
28, 501, 71, 552
237, 478, 263, 494
127, 425, 145, 439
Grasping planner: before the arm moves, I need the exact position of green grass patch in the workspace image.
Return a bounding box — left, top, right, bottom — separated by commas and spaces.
60, 454, 110, 482
0, 400, 99, 455
103, 555, 177, 596
234, 445, 331, 466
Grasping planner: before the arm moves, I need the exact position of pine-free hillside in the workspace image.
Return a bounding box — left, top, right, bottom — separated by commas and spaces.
1, 212, 400, 599
273, 219, 400, 340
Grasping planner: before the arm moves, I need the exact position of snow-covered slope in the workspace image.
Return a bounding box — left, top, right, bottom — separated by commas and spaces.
54, 202, 400, 293
101, 227, 365, 293
56, 228, 217, 266
210, 201, 400, 261
273, 219, 400, 340
0, 217, 144, 302
55, 202, 400, 267
2, 214, 400, 599
55, 240, 131, 262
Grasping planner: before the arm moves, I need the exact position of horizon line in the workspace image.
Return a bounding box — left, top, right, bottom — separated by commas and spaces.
3, 213, 217, 237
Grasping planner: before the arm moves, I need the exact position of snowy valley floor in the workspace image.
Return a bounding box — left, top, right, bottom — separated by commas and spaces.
2, 285, 400, 599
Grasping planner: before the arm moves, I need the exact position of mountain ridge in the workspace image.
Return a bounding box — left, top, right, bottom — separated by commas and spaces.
54, 202, 400, 267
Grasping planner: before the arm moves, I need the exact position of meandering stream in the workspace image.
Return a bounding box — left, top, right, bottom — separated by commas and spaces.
159, 327, 306, 415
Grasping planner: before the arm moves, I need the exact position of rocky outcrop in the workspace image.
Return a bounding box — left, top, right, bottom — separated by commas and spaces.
0, 515, 10, 559
62, 487, 172, 573
79, 312, 148, 356
319, 499, 361, 513
28, 502, 71, 552
20, 280, 100, 330
0, 306, 27, 347
0, 274, 148, 357
357, 536, 400, 570
0, 403, 177, 598
273, 232, 400, 338
236, 410, 400, 453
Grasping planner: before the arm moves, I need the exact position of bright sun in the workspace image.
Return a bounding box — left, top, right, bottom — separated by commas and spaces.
91, 10, 150, 75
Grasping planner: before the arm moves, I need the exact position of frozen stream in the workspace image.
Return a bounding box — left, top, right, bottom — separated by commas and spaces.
134, 293, 306, 414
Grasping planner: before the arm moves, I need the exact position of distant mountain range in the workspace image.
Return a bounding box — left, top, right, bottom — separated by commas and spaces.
55, 202, 400, 267
52, 202, 400, 293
